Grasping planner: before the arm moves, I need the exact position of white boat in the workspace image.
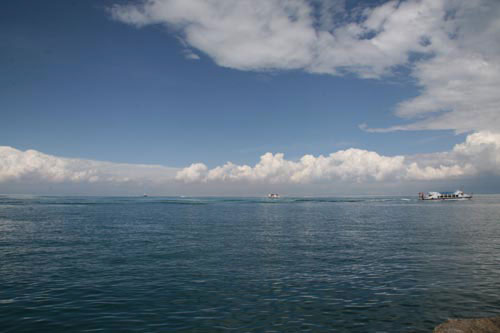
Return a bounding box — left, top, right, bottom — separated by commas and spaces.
267, 193, 280, 199
419, 190, 472, 200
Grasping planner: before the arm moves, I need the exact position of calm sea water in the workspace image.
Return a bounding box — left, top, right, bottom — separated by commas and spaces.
0, 195, 499, 332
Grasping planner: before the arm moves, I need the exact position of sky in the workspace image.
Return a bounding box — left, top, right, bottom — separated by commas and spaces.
1, 0, 500, 196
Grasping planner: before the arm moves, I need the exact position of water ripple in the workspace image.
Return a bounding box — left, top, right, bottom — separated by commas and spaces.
1, 195, 499, 331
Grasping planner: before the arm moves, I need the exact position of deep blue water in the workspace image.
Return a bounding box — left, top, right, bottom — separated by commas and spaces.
0, 195, 499, 332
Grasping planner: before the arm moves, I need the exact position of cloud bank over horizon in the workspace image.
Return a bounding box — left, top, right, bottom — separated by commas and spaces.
2, 132, 500, 194
176, 131, 500, 184
111, 0, 500, 134
0, 146, 178, 187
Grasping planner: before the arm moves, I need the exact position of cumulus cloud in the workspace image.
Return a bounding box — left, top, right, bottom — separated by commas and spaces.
175, 163, 208, 182
2, 132, 500, 192
177, 150, 406, 184
110, 0, 500, 133
175, 131, 500, 184
0, 146, 178, 185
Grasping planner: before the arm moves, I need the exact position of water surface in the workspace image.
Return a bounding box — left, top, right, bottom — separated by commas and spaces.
1, 195, 499, 332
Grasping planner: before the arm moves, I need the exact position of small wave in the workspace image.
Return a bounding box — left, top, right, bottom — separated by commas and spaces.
153, 200, 208, 205
292, 198, 366, 203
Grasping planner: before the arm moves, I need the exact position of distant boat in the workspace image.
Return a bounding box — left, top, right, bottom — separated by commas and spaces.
419, 190, 472, 200
143, 194, 148, 197
267, 193, 280, 199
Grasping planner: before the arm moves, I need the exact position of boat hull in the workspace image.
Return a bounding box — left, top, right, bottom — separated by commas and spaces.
420, 197, 472, 201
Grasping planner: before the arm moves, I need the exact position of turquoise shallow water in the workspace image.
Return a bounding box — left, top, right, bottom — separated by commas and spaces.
0, 195, 499, 332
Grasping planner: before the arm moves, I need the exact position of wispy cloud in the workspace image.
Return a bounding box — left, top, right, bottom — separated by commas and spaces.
110, 0, 437, 76
111, 0, 500, 134
183, 49, 200, 60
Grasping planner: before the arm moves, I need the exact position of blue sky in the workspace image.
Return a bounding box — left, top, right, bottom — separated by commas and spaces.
1, 0, 500, 195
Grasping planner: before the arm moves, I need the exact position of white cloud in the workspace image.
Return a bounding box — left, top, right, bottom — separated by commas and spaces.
175, 163, 208, 182
0, 146, 178, 185
451, 131, 500, 172
110, 0, 441, 76
175, 131, 500, 184
183, 49, 200, 60
111, 0, 500, 133
176, 150, 407, 184
2, 132, 500, 193
111, 0, 318, 71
